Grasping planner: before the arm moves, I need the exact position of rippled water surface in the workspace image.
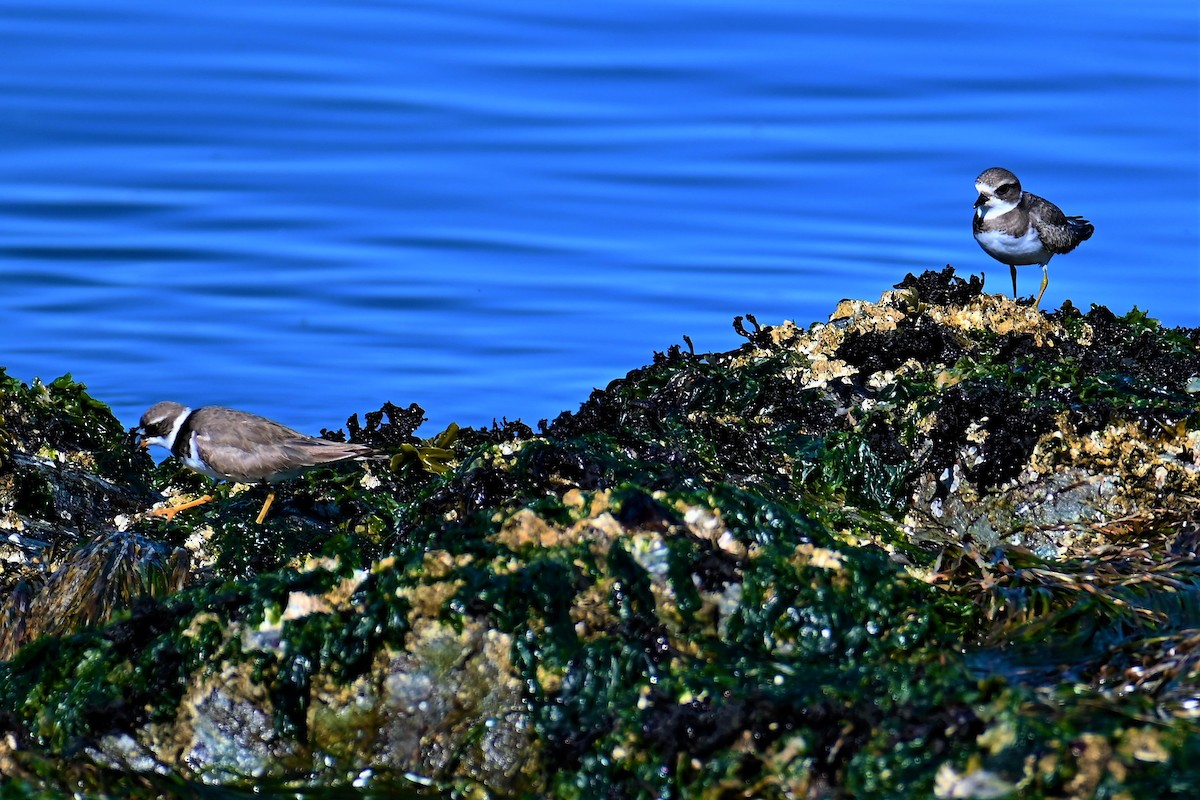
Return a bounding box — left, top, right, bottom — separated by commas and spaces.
1, 1, 1197, 435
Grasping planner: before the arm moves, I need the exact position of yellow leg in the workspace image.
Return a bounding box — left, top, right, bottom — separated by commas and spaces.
255, 491, 277, 525
1034, 265, 1049, 308
1009, 264, 1018, 299
149, 494, 214, 520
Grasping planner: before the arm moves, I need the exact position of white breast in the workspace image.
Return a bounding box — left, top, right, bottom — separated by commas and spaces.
181, 431, 226, 480
974, 227, 1050, 266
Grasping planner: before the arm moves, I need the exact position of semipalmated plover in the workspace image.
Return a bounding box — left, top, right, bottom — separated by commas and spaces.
135, 401, 377, 523
972, 167, 1093, 307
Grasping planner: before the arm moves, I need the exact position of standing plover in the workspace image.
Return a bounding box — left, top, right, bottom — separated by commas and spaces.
135, 401, 376, 523
972, 167, 1093, 306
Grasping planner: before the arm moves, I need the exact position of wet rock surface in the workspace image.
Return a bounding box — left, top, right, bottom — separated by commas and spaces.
0, 268, 1198, 798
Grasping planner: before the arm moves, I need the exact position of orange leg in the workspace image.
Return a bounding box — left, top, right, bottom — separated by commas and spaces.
1034, 264, 1049, 308
254, 491, 277, 525
149, 494, 214, 520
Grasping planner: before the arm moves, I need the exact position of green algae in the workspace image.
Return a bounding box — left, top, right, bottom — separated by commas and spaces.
0, 371, 146, 484
0, 371, 156, 542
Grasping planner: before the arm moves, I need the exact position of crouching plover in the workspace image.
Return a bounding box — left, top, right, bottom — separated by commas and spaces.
135, 401, 377, 524
972, 167, 1093, 307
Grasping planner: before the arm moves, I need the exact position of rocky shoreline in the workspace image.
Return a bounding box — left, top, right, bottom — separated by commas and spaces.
1, 268, 1198, 798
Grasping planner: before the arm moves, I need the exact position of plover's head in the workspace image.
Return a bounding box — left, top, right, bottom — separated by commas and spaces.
974, 167, 1022, 219
136, 401, 191, 451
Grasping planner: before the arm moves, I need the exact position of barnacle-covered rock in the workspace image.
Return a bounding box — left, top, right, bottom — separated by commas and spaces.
0, 268, 1198, 798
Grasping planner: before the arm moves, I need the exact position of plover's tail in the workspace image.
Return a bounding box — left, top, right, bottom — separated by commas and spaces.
1066, 215, 1094, 243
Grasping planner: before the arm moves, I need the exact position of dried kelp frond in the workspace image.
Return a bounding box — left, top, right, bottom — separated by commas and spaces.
939, 517, 1200, 652
0, 531, 188, 660
894, 266, 986, 307
1089, 628, 1200, 718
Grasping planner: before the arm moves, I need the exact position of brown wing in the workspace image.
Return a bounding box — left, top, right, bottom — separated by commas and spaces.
1026, 193, 1094, 255
189, 406, 374, 483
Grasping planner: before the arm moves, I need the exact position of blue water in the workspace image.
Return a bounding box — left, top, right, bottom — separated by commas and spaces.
1, 1, 1197, 437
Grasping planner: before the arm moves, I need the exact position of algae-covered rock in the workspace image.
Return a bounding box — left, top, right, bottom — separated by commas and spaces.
0, 268, 1198, 798
0, 372, 159, 591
